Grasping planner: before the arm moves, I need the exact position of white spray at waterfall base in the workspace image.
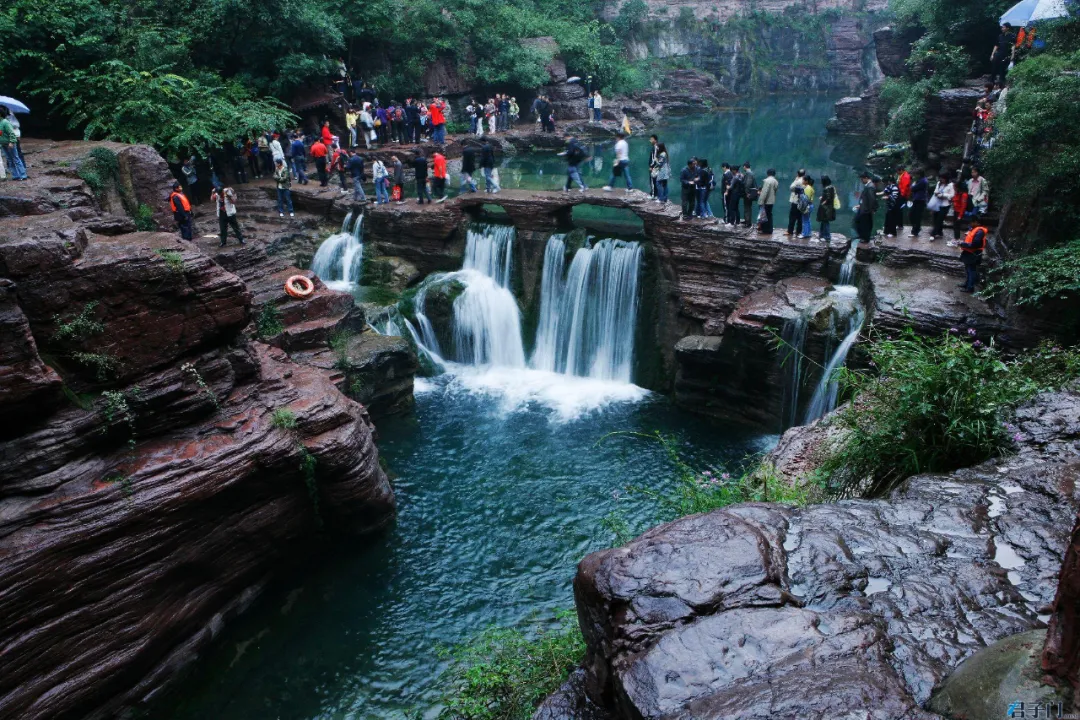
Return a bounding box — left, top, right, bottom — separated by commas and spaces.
405, 225, 649, 420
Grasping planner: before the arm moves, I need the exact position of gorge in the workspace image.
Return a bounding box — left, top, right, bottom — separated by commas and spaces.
3, 1, 1080, 717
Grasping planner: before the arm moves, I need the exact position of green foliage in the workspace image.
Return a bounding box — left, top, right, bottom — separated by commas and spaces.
104, 473, 134, 497
984, 49, 1080, 233
134, 204, 156, 231
156, 249, 185, 273
181, 361, 219, 410
878, 42, 969, 141
255, 304, 285, 339
620, 432, 822, 520
53, 301, 104, 342
62, 384, 96, 410
77, 148, 121, 197
72, 351, 121, 381
349, 377, 366, 397
49, 62, 296, 157
271, 408, 298, 430
433, 610, 585, 720
102, 387, 140, 450
981, 239, 1080, 306
612, 0, 649, 37
819, 329, 1080, 497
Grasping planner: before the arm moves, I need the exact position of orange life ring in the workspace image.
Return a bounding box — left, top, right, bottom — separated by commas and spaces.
284, 275, 315, 299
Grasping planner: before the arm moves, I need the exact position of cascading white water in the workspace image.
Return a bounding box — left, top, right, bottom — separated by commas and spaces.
312, 212, 364, 291
531, 235, 568, 373
804, 304, 866, 424
780, 314, 809, 429
463, 223, 515, 287
530, 236, 643, 382
452, 269, 527, 367
838, 237, 859, 286
404, 225, 648, 418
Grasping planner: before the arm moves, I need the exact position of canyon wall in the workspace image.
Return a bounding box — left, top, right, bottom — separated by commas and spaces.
0, 141, 396, 718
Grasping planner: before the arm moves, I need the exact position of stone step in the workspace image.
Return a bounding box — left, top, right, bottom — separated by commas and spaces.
859, 231, 971, 277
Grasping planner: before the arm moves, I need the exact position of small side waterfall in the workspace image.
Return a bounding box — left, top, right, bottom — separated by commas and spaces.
780, 314, 809, 429
804, 305, 865, 424
838, 238, 858, 286
453, 271, 527, 367
312, 212, 364, 291
530, 236, 643, 382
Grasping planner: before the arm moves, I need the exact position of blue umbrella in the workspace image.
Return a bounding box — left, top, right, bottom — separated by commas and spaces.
1000, 0, 1068, 25
0, 95, 30, 114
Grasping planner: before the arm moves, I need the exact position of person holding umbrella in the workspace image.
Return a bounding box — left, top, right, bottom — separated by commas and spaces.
0, 107, 26, 180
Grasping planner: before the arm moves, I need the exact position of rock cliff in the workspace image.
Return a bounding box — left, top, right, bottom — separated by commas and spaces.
0, 140, 396, 718
544, 388, 1080, 719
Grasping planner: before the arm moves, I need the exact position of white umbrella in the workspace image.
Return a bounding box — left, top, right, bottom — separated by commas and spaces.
1000, 0, 1069, 26
0, 96, 29, 114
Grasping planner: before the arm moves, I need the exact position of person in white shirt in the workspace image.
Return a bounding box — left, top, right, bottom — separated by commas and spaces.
592, 91, 603, 122
931, 172, 955, 239
603, 133, 632, 193
209, 185, 244, 247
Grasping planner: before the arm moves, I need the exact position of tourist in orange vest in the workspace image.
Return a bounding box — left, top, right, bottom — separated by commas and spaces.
168, 183, 193, 241
958, 226, 987, 293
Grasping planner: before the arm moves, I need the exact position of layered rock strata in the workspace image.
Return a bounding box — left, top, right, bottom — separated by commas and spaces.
0, 140, 396, 719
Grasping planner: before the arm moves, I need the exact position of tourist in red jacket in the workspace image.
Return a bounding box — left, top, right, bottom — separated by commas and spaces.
430, 98, 447, 144
310, 139, 329, 187
432, 152, 448, 202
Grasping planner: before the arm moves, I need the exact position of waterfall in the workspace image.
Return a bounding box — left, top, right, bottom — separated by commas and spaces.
405, 224, 648, 416
838, 238, 858, 287
804, 305, 866, 424
531, 235, 568, 373
530, 236, 643, 383
780, 314, 809, 429
452, 270, 527, 367
312, 212, 364, 291
463, 223, 515, 287
412, 279, 445, 359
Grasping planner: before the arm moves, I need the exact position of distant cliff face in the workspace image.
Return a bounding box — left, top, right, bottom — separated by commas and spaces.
601, 0, 887, 23
624, 11, 886, 95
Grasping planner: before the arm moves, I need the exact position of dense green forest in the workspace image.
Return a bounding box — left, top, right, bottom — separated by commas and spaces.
0, 0, 651, 154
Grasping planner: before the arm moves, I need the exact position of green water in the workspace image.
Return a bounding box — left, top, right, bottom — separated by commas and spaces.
493, 93, 872, 230
161, 382, 769, 719
155, 94, 868, 719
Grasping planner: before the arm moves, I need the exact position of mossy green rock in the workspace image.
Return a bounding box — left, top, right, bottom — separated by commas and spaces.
928, 630, 1068, 719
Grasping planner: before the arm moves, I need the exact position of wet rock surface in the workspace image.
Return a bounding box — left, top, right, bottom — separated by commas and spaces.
561, 390, 1080, 719
673, 277, 838, 429
0, 140, 396, 719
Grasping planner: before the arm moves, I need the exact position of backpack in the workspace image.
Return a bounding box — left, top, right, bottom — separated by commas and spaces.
394, 108, 404, 122
797, 192, 810, 214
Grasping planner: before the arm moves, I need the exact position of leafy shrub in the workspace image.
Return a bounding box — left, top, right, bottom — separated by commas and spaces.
819, 329, 1080, 497
981, 239, 1080, 307
73, 351, 121, 381
256, 304, 285, 339
271, 408, 298, 429
434, 610, 585, 720
134, 203, 156, 231
156, 249, 185, 273
984, 50, 1080, 234
615, 431, 822, 521
53, 301, 105, 342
